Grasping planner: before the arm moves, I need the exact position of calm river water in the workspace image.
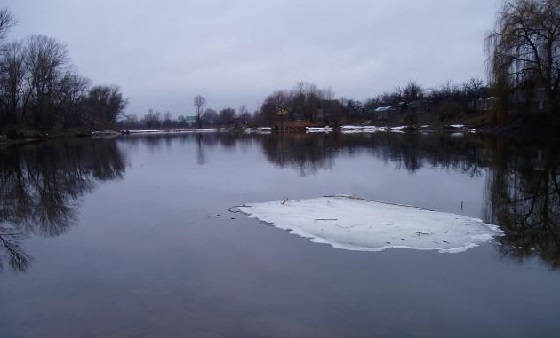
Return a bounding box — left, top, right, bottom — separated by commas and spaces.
1, 132, 559, 337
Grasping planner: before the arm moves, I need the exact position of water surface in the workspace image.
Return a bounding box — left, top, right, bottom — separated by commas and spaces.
1, 133, 559, 337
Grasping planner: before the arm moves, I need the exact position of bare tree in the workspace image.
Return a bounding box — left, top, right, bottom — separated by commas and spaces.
163, 111, 172, 128
24, 35, 69, 126
0, 8, 15, 43
218, 107, 236, 125
194, 95, 206, 128
84, 85, 127, 128
201, 108, 218, 126
57, 72, 90, 128
463, 77, 485, 95
0, 9, 20, 124
238, 105, 252, 125
143, 108, 161, 128
0, 41, 25, 123
0, 9, 129, 132
487, 0, 560, 114
402, 81, 423, 102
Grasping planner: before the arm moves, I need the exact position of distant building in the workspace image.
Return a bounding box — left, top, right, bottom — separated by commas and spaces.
374, 106, 398, 120
184, 115, 196, 123
181, 115, 197, 126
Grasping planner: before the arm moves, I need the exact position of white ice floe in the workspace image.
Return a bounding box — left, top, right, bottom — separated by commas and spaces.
306, 126, 333, 133
237, 195, 502, 254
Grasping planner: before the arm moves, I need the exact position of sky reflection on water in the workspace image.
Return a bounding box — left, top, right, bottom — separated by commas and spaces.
1, 133, 559, 337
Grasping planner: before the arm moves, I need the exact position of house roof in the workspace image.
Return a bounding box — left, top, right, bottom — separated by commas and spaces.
375, 106, 394, 112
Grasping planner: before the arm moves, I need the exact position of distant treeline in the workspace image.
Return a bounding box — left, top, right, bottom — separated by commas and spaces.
256, 79, 489, 125
0, 8, 126, 135
121, 79, 489, 129
119, 106, 252, 129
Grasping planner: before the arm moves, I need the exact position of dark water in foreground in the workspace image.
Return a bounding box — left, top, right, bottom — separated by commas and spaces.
1, 132, 559, 337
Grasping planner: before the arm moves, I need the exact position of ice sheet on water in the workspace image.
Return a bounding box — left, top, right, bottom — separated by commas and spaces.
237, 195, 502, 254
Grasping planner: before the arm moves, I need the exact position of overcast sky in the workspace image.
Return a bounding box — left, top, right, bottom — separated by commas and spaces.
6, 0, 501, 116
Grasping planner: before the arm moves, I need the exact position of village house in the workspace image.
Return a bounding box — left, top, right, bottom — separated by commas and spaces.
373, 106, 399, 120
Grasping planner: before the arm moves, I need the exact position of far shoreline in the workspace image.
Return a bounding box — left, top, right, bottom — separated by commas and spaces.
3, 117, 559, 148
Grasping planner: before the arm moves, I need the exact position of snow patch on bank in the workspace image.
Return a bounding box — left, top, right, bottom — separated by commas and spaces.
340, 125, 382, 133
237, 195, 502, 254
306, 126, 333, 133
127, 128, 217, 134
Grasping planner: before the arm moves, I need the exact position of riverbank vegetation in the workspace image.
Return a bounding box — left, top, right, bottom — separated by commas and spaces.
0, 8, 126, 140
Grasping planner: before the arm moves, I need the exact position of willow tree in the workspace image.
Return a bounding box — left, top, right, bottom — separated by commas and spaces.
487, 0, 560, 116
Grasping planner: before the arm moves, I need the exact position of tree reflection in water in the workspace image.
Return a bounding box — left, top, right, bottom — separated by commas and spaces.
0, 139, 126, 272
257, 132, 560, 267
485, 141, 560, 267
1, 133, 559, 270
259, 133, 489, 177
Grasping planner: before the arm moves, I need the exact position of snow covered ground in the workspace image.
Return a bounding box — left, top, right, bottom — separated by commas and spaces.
237, 195, 502, 254
340, 125, 382, 133
127, 128, 217, 134
306, 126, 333, 133
390, 126, 407, 133
245, 127, 272, 134
127, 129, 164, 134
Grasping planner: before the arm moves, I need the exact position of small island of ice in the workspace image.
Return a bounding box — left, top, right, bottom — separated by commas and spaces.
237, 195, 502, 253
